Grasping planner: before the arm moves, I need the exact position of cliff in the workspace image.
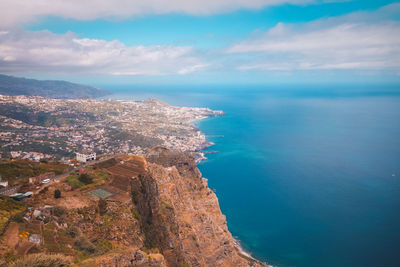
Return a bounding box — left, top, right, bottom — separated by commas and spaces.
0, 148, 266, 267
132, 147, 265, 267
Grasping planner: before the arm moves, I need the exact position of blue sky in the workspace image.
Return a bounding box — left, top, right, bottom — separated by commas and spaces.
0, 0, 400, 85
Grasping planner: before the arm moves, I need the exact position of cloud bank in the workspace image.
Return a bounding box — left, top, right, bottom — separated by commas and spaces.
0, 2, 398, 76
0, 0, 335, 28
227, 4, 400, 72
0, 30, 205, 75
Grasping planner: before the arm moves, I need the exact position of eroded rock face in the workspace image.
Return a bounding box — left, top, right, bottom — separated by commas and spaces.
128, 147, 267, 267
94, 249, 167, 267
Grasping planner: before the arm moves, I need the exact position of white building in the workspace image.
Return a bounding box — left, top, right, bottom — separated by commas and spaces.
76, 152, 96, 163
0, 176, 8, 188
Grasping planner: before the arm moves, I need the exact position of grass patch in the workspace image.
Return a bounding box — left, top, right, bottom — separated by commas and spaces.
43, 222, 59, 252
0, 159, 68, 180
65, 174, 85, 189
0, 196, 26, 233
65, 169, 110, 190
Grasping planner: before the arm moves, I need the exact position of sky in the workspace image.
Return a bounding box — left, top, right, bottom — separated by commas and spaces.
0, 0, 399, 85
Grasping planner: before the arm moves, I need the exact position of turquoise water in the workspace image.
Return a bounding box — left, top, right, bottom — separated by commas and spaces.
103, 85, 400, 267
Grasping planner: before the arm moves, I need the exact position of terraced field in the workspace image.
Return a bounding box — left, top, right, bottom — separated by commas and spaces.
107, 155, 146, 192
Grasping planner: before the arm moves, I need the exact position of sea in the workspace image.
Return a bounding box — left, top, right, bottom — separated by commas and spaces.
100, 84, 400, 267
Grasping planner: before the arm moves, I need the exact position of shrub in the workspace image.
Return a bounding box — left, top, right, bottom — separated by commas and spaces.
12, 213, 24, 223
39, 187, 48, 194
74, 236, 96, 254
52, 206, 66, 217
54, 189, 61, 199
8, 253, 73, 267
67, 226, 80, 238
131, 208, 141, 220
78, 173, 93, 184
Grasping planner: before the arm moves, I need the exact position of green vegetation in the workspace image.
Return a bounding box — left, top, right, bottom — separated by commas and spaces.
66, 226, 80, 238
96, 240, 113, 254
0, 196, 26, 233
65, 168, 109, 190
53, 206, 66, 217
12, 213, 24, 223
43, 222, 59, 252
54, 189, 61, 198
74, 236, 96, 254
131, 208, 141, 221
78, 173, 93, 184
0, 159, 67, 181
8, 253, 73, 267
65, 174, 84, 189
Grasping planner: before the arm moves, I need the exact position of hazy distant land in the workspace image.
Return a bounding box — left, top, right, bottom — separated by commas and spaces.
0, 74, 109, 99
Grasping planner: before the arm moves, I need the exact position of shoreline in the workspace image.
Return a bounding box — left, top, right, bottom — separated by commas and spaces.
193, 113, 270, 267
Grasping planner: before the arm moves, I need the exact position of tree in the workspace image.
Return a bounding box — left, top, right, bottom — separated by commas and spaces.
54, 189, 61, 199
98, 199, 107, 216
78, 173, 93, 184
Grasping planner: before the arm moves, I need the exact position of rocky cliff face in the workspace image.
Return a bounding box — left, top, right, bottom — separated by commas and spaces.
129, 147, 266, 267
3, 147, 266, 267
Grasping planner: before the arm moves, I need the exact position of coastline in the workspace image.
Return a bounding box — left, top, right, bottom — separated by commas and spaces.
193, 114, 269, 266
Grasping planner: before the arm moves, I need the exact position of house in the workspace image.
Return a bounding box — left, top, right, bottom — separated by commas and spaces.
28, 234, 41, 244
76, 151, 96, 163
0, 176, 8, 188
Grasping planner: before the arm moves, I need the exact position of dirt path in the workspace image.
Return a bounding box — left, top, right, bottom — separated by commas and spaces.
3, 222, 19, 249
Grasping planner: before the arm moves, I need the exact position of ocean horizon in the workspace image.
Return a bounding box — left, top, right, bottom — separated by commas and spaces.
102, 84, 400, 267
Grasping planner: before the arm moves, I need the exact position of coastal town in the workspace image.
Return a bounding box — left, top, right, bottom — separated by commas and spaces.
0, 95, 224, 163
0, 95, 240, 266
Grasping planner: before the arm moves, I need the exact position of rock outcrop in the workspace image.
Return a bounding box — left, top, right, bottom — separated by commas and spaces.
129, 147, 266, 267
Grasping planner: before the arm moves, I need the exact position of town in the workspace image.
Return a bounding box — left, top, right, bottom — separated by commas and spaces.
0, 95, 224, 163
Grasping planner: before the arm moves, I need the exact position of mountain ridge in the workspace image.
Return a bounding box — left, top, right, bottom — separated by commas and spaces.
0, 74, 109, 99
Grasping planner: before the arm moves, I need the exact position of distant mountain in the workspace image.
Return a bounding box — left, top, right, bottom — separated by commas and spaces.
0, 74, 109, 99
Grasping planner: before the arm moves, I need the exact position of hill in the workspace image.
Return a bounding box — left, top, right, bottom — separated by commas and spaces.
0, 74, 109, 99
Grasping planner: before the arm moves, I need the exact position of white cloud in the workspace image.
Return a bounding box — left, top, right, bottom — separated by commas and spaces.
227, 4, 400, 71
0, 30, 206, 75
0, 0, 339, 28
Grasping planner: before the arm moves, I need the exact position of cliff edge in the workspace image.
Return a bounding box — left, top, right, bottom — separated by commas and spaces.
132, 147, 266, 267
0, 147, 266, 267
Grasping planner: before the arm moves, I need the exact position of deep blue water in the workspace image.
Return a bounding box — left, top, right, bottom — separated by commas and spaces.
102, 85, 400, 267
